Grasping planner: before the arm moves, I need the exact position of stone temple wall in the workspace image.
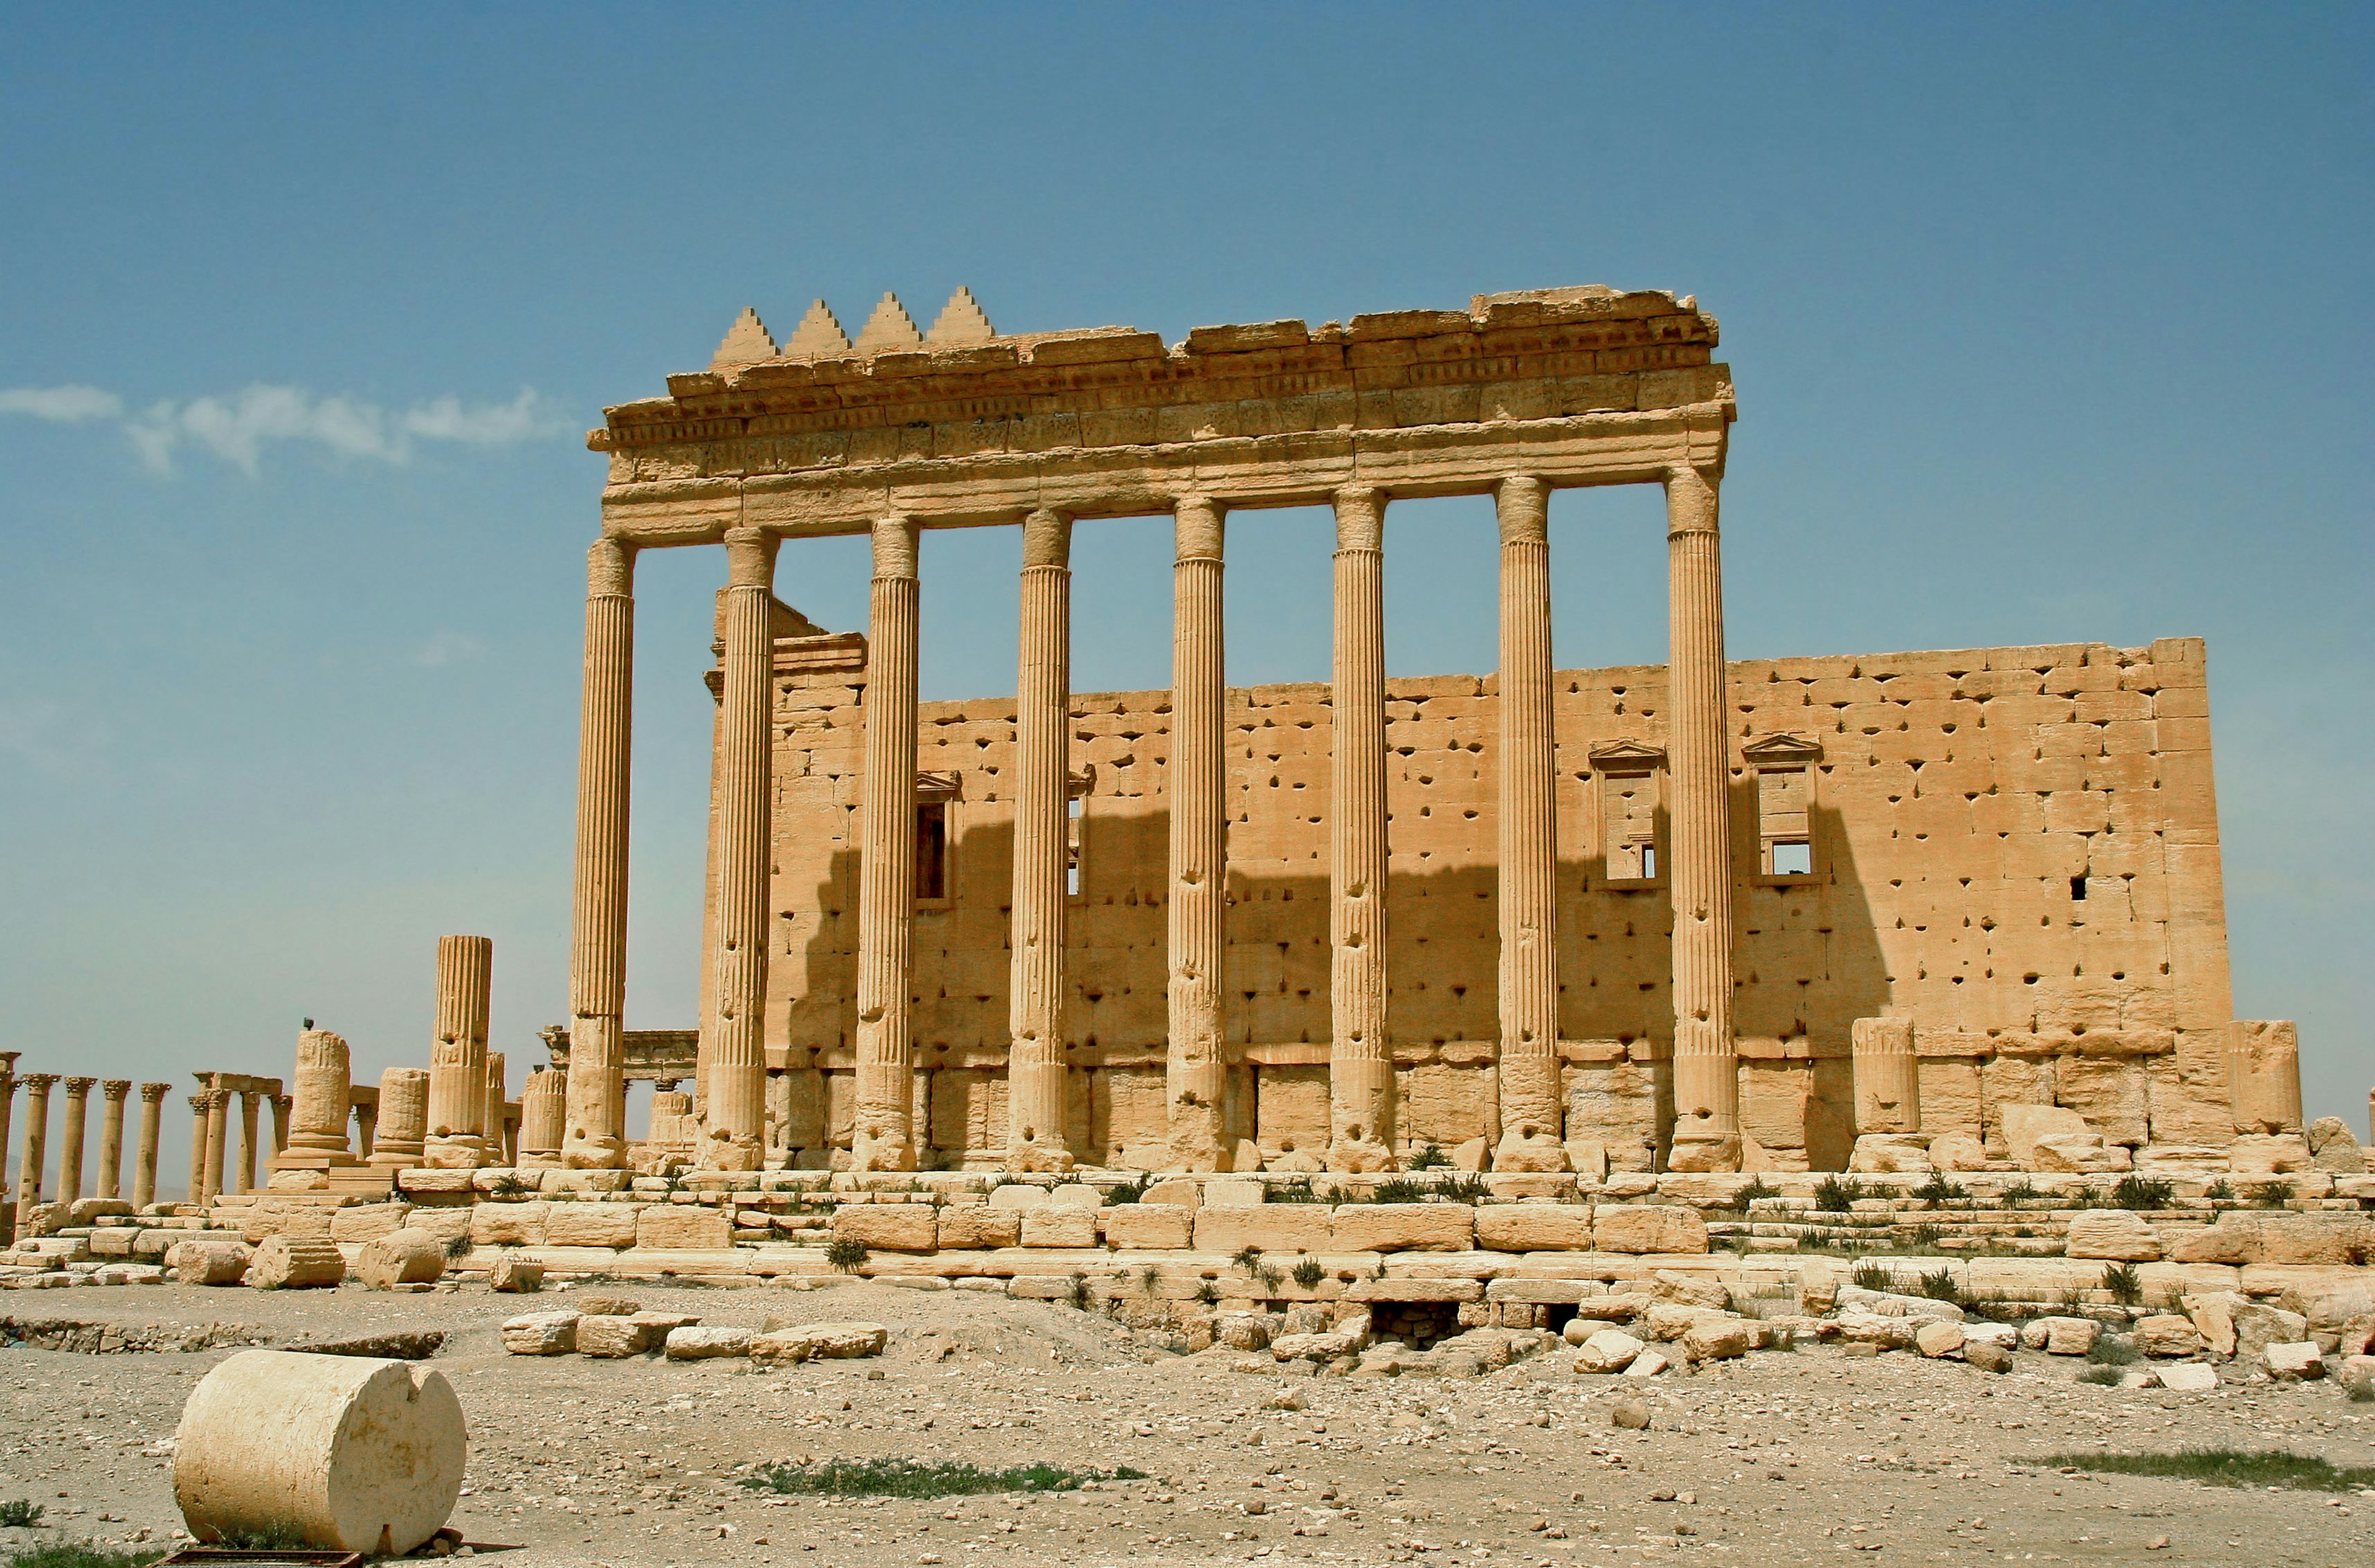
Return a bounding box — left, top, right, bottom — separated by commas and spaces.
747, 633, 2230, 1172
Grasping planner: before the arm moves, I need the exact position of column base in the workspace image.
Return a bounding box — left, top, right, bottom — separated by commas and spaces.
367, 1148, 426, 1171
851, 1131, 918, 1172
1327, 1136, 1397, 1174
1005, 1133, 1074, 1174
1665, 1129, 1743, 1174
696, 1133, 764, 1174
420, 1136, 489, 1170
1165, 1106, 1228, 1173
1491, 1125, 1570, 1173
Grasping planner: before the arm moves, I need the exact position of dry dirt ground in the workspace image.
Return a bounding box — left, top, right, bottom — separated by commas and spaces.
2, 1279, 2371, 1568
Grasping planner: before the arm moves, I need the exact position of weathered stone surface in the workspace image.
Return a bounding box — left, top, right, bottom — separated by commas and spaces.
1835, 1312, 1919, 1350
751, 1320, 889, 1361
244, 1234, 345, 1290
541, 1203, 638, 1249
500, 1310, 579, 1355
1573, 1328, 1646, 1373
2133, 1314, 2205, 1358
575, 1315, 656, 1357
487, 1256, 544, 1293
1329, 1203, 1473, 1253
169, 1239, 252, 1287
2228, 1133, 2311, 1174
1680, 1317, 1750, 1361
1591, 1205, 1709, 1255
1100, 1206, 1192, 1249
2263, 1340, 2324, 1380
637, 1206, 734, 1250
469, 1201, 546, 1246
831, 1204, 937, 1252
1192, 1207, 1324, 1254
934, 1206, 1024, 1249
2065, 1209, 2163, 1261
1914, 1321, 1966, 1358
2156, 1360, 2217, 1391
2307, 1116, 2366, 1173
329, 1204, 413, 1244
1346, 1277, 1482, 1304
664, 1326, 751, 1360
354, 1230, 445, 1290
1018, 1208, 1098, 1248
1474, 1203, 1594, 1252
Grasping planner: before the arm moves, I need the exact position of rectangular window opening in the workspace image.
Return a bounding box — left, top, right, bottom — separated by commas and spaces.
1066, 795, 1084, 898
1757, 765, 1815, 879
915, 803, 948, 903
1600, 770, 1660, 884
2070, 874, 2087, 901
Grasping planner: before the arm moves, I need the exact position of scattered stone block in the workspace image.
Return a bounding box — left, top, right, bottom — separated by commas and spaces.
487, 1256, 544, 1293
500, 1310, 580, 1355
2065, 1209, 2163, 1261
2307, 1117, 2366, 1174
244, 1233, 345, 1290
353, 1230, 446, 1290
2264, 1340, 2324, 1380
575, 1315, 656, 1357
170, 1239, 252, 1287
1964, 1340, 2013, 1373
1914, 1321, 1967, 1358
2133, 1314, 2204, 1358
1574, 1329, 1647, 1373
1681, 1318, 1751, 1362
751, 1320, 889, 1361
664, 1326, 751, 1360
1620, 1349, 1671, 1377
2156, 1361, 2218, 1391
1610, 1398, 1651, 1429
575, 1293, 641, 1316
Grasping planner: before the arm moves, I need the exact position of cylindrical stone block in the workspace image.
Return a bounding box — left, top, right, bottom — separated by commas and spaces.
424, 935, 492, 1167
369, 1068, 430, 1169
59, 1078, 93, 1201
1168, 496, 1230, 1170
246, 1231, 348, 1289
2229, 1020, 2303, 1134
1851, 1016, 1922, 1135
135, 1083, 169, 1209
173, 1349, 466, 1556
98, 1080, 131, 1201
288, 1030, 353, 1156
1494, 477, 1562, 1167
1008, 508, 1075, 1172
853, 515, 922, 1171
565, 537, 637, 1169
520, 1067, 565, 1167
1663, 463, 1741, 1172
17, 1075, 55, 1208
1329, 488, 1396, 1172
172, 1237, 254, 1285
354, 1229, 448, 1290
703, 527, 777, 1172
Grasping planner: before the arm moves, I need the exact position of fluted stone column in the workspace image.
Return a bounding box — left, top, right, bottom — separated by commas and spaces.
1664, 462, 1740, 1172
1167, 495, 1230, 1170
284, 1029, 353, 1161
233, 1091, 260, 1193
58, 1078, 93, 1201
1494, 477, 1565, 1170
704, 526, 777, 1172
185, 1095, 208, 1205
0, 1059, 16, 1221
853, 516, 922, 1172
520, 1067, 566, 1168
1008, 508, 1075, 1172
424, 935, 493, 1167
202, 1086, 229, 1203
17, 1075, 56, 1208
1850, 1016, 1921, 1135
98, 1081, 131, 1201
1329, 489, 1397, 1172
134, 1083, 168, 1209
369, 1067, 430, 1169
482, 1052, 508, 1165
565, 536, 636, 1169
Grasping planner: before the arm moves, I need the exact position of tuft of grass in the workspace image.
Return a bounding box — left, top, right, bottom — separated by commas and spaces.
490, 1171, 534, 1199
1904, 1222, 1945, 1252
1914, 1172, 1966, 1207
1917, 1268, 1966, 1307
1133, 1263, 1160, 1296
1849, 1260, 1892, 1292
1103, 1176, 1149, 1206
1813, 1176, 1869, 1213
215, 1520, 307, 1550
824, 1238, 869, 1272
1439, 1173, 1491, 1205
1736, 1175, 1780, 1206
1406, 1143, 1451, 1170
2251, 1182, 2293, 1210
1194, 1280, 1218, 1305
2203, 1178, 2235, 1203
2028, 1449, 2375, 1491
6, 1546, 161, 1568
2087, 1336, 2139, 1366
1230, 1245, 1264, 1271
442, 1233, 474, 1263
2001, 1179, 2041, 1206
1252, 1262, 1283, 1295
2076, 1365, 2126, 1386
742, 1457, 1149, 1498
2101, 1261, 2145, 1307
1266, 1180, 1320, 1204
0, 1499, 45, 1527
1290, 1255, 1325, 1290
2109, 1175, 2174, 1212
1369, 1177, 1426, 1205
1065, 1272, 1091, 1311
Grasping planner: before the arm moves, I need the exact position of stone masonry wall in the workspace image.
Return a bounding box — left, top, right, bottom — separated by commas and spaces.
751, 635, 2231, 1172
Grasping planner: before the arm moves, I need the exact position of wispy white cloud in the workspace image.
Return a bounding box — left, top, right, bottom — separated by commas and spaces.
0, 385, 124, 422
0, 381, 569, 474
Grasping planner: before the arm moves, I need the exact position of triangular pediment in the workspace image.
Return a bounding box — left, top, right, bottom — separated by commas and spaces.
1588, 738, 1666, 770
708, 307, 777, 372
1742, 731, 1823, 765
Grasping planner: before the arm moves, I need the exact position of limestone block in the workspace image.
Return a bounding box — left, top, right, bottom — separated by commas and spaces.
1193, 1206, 1325, 1255
1964, 1340, 2014, 1374
1572, 1292, 1656, 1322
1346, 1278, 1482, 1304
1928, 1133, 1989, 1171
1573, 1329, 1646, 1373
2228, 1020, 2301, 1133
245, 1234, 346, 1290
2307, 1117, 2366, 1173
989, 1183, 1050, 1210
1849, 1134, 1933, 1174
1102, 1206, 1192, 1249
1271, 1330, 1362, 1362
665, 1326, 751, 1360
1915, 1058, 1984, 1144
2157, 1361, 2218, 1391
2180, 1291, 2243, 1357
1591, 1204, 1709, 1255
1562, 1140, 1610, 1182
751, 1320, 888, 1361
2065, 1209, 2163, 1261
1680, 1317, 1751, 1362
328, 1203, 412, 1244
2039, 1316, 2100, 1355
1204, 1178, 1265, 1206
1474, 1203, 1594, 1252
2264, 1341, 2324, 1381
935, 1206, 1024, 1249
1329, 1203, 1473, 1253
2233, 1302, 2310, 1364
1621, 1349, 1672, 1377
1564, 1059, 1661, 1172
637, 1206, 733, 1251
469, 1201, 547, 1247
1834, 1285, 1964, 1323
1140, 1178, 1200, 1207
1019, 1208, 1098, 1248
541, 1203, 638, 1249
831, 1204, 937, 1252
1981, 1055, 2056, 1154
171, 1240, 253, 1286
575, 1315, 655, 1357
2337, 1354, 2375, 1398
2250, 1216, 2371, 1266
1998, 1103, 2092, 1167
1215, 1313, 1272, 1352
2132, 1314, 2204, 1358
1834, 1313, 1918, 1350
174, 1350, 464, 1556
488, 1256, 544, 1293
2228, 1133, 2311, 1174
2033, 1133, 2129, 1174
500, 1310, 579, 1355
1914, 1321, 1966, 1359
2055, 1057, 2149, 1147
1049, 1183, 1104, 1209
354, 1230, 446, 1290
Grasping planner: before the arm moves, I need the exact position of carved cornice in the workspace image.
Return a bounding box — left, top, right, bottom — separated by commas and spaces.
1742, 732, 1824, 768
1587, 738, 1667, 772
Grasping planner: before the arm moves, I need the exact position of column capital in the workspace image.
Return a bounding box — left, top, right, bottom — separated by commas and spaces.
1021, 508, 1072, 569
588, 535, 637, 597
723, 526, 779, 588
101, 1080, 132, 1099
871, 514, 920, 579
1173, 495, 1225, 562
140, 1082, 173, 1102
19, 1073, 58, 1092
187, 1094, 208, 1113
1664, 462, 1720, 535
1495, 475, 1549, 544
62, 1076, 95, 1095
1333, 487, 1384, 552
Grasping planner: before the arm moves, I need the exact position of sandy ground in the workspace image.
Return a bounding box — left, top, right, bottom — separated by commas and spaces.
2, 1279, 2371, 1568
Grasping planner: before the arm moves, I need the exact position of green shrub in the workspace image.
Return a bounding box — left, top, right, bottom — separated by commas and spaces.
1850, 1260, 1891, 1291
823, 1237, 869, 1272
0, 1500, 44, 1528
2077, 1364, 2125, 1386
1914, 1172, 1966, 1206
1735, 1175, 1779, 1206
1252, 1262, 1283, 1294
1266, 1180, 1320, 1203
1813, 1176, 1868, 1213
1290, 1255, 1325, 1290
2251, 1182, 2293, 1210
489, 1171, 534, 1199
2203, 1178, 2235, 1202
1440, 1174, 1490, 1205
1103, 1176, 1149, 1206
2101, 1261, 2145, 1306
1369, 1178, 1426, 1205
2001, 1179, 2041, 1206
742, 1457, 1147, 1498
2029, 1448, 2375, 1491
1406, 1144, 1451, 1170
1230, 1245, 1264, 1271
2087, 1335, 2139, 1366
1917, 1268, 1965, 1306
2109, 1175, 2174, 1211
441, 1234, 474, 1263
1194, 1280, 1218, 1305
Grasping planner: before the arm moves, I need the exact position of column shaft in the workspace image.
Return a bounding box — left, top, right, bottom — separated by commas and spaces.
565, 537, 636, 1168
424, 935, 493, 1167
185, 1096, 208, 1206
1166, 496, 1230, 1170
370, 1067, 429, 1168
202, 1087, 229, 1203
1329, 489, 1396, 1171
98, 1081, 131, 1200
134, 1085, 168, 1209
853, 517, 922, 1171
59, 1079, 92, 1201
0, 1071, 14, 1220
233, 1089, 259, 1193
1664, 462, 1740, 1172
704, 527, 777, 1171
1495, 477, 1564, 1169
270, 1093, 291, 1155
18, 1076, 54, 1208
1007, 509, 1074, 1171
286, 1030, 353, 1157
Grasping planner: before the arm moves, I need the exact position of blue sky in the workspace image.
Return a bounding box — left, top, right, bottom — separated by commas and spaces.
1, 5, 2367, 1195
